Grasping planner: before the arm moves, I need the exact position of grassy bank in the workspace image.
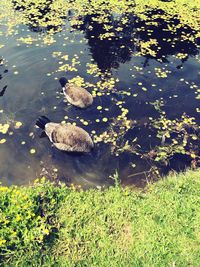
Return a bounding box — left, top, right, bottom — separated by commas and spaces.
0, 170, 200, 266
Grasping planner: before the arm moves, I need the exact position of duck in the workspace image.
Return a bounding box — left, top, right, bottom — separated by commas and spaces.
36, 116, 94, 153
59, 77, 93, 108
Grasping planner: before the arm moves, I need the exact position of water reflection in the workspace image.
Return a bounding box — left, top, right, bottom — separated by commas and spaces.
0, 59, 8, 97
12, 0, 66, 33
78, 11, 199, 71
0, 3, 199, 187
78, 13, 136, 71
10, 2, 200, 69
0, 86, 7, 97
134, 9, 199, 66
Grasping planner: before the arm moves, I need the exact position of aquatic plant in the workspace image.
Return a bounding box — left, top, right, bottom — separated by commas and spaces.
147, 114, 200, 165
0, 0, 200, 49
93, 105, 137, 156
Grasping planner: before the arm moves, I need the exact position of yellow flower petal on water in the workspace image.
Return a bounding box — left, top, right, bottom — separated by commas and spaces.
15, 121, 22, 128
83, 121, 89, 126
0, 138, 6, 144
102, 118, 108, 122
97, 106, 102, 110
142, 87, 147, 91
30, 149, 36, 154
0, 124, 9, 134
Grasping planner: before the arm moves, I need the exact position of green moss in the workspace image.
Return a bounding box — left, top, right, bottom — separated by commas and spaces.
0, 170, 200, 266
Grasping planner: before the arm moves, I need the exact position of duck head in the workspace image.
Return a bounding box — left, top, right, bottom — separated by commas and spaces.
59, 77, 68, 87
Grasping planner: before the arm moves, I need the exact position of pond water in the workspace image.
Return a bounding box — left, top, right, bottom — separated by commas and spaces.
0, 2, 199, 188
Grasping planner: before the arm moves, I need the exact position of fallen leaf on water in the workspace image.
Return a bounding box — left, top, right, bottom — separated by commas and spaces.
30, 149, 36, 154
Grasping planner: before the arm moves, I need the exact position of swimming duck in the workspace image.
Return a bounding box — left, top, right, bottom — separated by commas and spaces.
59, 77, 93, 108
36, 116, 94, 153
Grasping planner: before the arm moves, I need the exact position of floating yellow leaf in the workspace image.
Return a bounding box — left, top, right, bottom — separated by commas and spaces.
15, 121, 22, 129
30, 149, 36, 154
0, 124, 9, 134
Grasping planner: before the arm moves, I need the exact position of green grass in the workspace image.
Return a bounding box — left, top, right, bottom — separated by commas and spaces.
0, 170, 200, 266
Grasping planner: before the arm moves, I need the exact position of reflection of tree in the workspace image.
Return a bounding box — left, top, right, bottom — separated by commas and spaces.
0, 59, 8, 97
78, 9, 199, 71
12, 0, 66, 33
134, 9, 199, 67
11, 1, 199, 69
78, 13, 136, 71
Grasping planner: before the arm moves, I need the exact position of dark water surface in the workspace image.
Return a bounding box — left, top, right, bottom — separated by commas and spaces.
0, 11, 199, 188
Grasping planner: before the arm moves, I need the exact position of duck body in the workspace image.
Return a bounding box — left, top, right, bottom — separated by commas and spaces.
36, 116, 94, 153
59, 77, 93, 108
63, 83, 93, 108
